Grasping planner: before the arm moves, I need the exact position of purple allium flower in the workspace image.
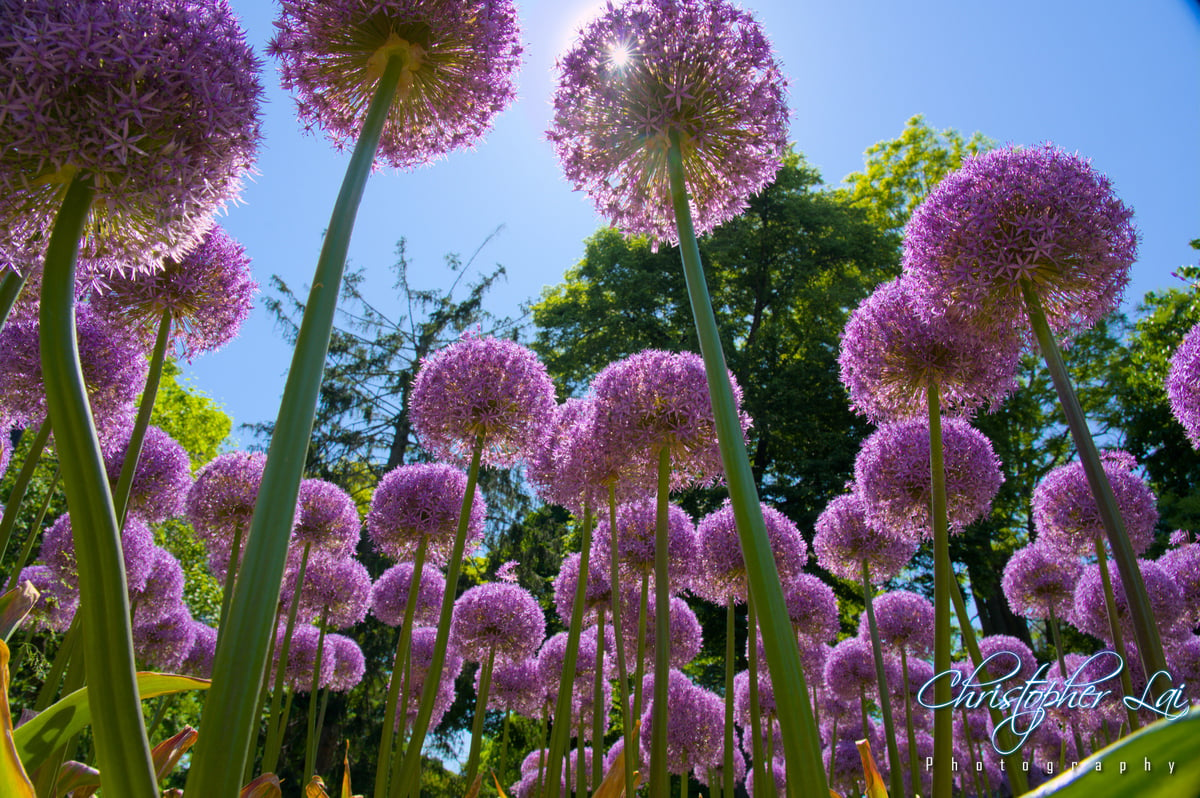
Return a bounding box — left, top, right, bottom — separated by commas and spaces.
281, 551, 372, 629
733, 667, 776, 722
275, 622, 336, 693
294, 478, 361, 557
0, 0, 263, 267
1167, 322, 1200, 449
839, 276, 1020, 422
0, 304, 147, 439
859, 589, 935, 657
548, 0, 788, 244
326, 633, 366, 692
1158, 541, 1200, 626
451, 582, 545, 664
694, 500, 807, 604
19, 564, 78, 632
694, 745, 745, 791
397, 626, 463, 730
91, 226, 258, 360
976, 634, 1038, 684
185, 450, 270, 556
812, 491, 917, 583
590, 350, 747, 490
487, 658, 544, 718
371, 561, 445, 627
903, 144, 1138, 340
1001, 543, 1082, 620
268, 0, 521, 171
104, 425, 192, 524
744, 758, 788, 798
592, 497, 699, 590
133, 603, 196, 672
366, 462, 485, 566
826, 737, 874, 797
619, 589, 703, 669
409, 334, 557, 467
1033, 450, 1159, 558
40, 512, 156, 594
130, 546, 186, 628
855, 416, 1004, 539
1071, 558, 1183, 645
782, 573, 839, 644
1165, 636, 1200, 703
897, 730, 935, 797
639, 669, 726, 776
553, 549, 613, 626
180, 621, 217, 678
823, 636, 900, 703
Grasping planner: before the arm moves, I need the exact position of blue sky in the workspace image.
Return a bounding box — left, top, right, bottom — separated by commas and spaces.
188, 0, 1200, 441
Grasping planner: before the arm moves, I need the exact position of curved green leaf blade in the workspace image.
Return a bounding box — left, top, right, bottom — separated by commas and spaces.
1027, 707, 1200, 797
12, 672, 209, 772
0, 582, 39, 642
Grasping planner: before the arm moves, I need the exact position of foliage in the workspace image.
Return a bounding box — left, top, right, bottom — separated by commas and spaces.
151, 360, 233, 471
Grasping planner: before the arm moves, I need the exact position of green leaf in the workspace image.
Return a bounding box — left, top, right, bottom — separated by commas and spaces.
0, 581, 38, 643
1027, 708, 1200, 796
12, 672, 210, 772
52, 761, 100, 798
0, 640, 35, 797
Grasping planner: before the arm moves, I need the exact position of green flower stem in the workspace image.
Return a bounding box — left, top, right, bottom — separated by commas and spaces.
0, 419, 53, 565
746, 596, 767, 797
606, 484, 636, 798
40, 173, 157, 797
314, 687, 333, 779
1048, 604, 1089, 758
33, 615, 81, 712
184, 52, 408, 798
1094, 538, 1140, 732
860, 559, 905, 798
245, 605, 282, 785
723, 597, 735, 798
666, 133, 826, 796
650, 445, 671, 798
900, 647, 921, 798
500, 709, 511, 784
1021, 279, 1168, 688
926, 382, 953, 798
112, 308, 172, 527
261, 540, 313, 775
5, 468, 59, 593
633, 568, 650, 739
304, 611, 331, 782
0, 268, 28, 330
545, 505, 595, 798
216, 523, 246, 634
374, 535, 429, 798
393, 433, 485, 798
826, 716, 837, 789
575, 714, 586, 798
591, 606, 606, 789
464, 646, 496, 788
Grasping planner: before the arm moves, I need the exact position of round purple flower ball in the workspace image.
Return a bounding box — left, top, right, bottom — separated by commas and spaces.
0, 0, 263, 267
104, 425, 192, 524
268, 0, 521, 171
859, 589, 935, 657
186, 450, 268, 543
130, 546, 186, 628
281, 551, 372, 629
1001, 543, 1082, 620
397, 626, 463, 731
326, 633, 366, 693
410, 334, 557, 467
275, 622, 336, 693
294, 478, 361, 557
782, 573, 840, 644
180, 621, 217, 679
371, 561, 445, 628
695, 499, 807, 604
1158, 540, 1200, 627
40, 512, 156, 595
839, 276, 1020, 422
592, 497, 699, 590
366, 462, 485, 566
855, 416, 1004, 539
1071, 558, 1183, 645
812, 491, 917, 584
548, 0, 788, 244
451, 582, 546, 664
487, 657, 544, 718
639, 669, 726, 777
977, 634, 1038, 684
133, 603, 197, 672
1167, 322, 1200, 449
1033, 450, 1158, 558
619, 589, 703, 669
553, 549, 613, 626
904, 144, 1137, 340
824, 636, 900, 703
91, 226, 258, 360
19, 564, 78, 633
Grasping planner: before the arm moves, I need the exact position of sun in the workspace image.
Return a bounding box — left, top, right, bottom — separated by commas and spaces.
608, 40, 632, 68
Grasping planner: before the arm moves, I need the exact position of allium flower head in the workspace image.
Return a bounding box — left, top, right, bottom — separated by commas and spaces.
859, 589, 935, 656
590, 349, 747, 489
824, 637, 901, 703
553, 549, 613, 625
92, 226, 258, 360
0, 304, 147, 439
694, 499, 807, 604
548, 0, 788, 243
268, 0, 521, 170
371, 561, 445, 627
1158, 541, 1200, 626
812, 491, 917, 583
133, 604, 196, 671
180, 621, 218, 678
397, 626, 463, 730
410, 334, 557, 467
855, 417, 1003, 539
104, 426, 192, 524
839, 276, 1020, 422
281, 551, 372, 629
487, 658, 544, 718
592, 497, 698, 588
619, 589, 702, 668
1167, 322, 1200, 449
1071, 558, 1183, 645
639, 669, 726, 776
977, 634, 1038, 684
451, 582, 545, 663
326, 633, 366, 692
1033, 450, 1158, 557
0, 0, 263, 267
276, 622, 336, 693
130, 546, 186, 628
294, 478, 361, 557
1001, 543, 1082, 620
40, 512, 156, 595
782, 573, 839, 643
366, 462, 485, 565
904, 144, 1137, 339
19, 565, 78, 633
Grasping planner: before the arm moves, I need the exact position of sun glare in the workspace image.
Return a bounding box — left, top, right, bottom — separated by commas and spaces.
609, 41, 632, 68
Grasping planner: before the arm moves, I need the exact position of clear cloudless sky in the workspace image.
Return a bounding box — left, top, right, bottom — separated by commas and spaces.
187, 0, 1200, 442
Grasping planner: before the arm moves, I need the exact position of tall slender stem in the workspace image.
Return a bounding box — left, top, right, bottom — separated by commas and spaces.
1021, 279, 1167, 687
0, 419, 53, 565
723, 598, 736, 798
606, 484, 636, 798
464, 646, 496, 787
1093, 538, 1140, 732
591, 606, 606, 789
927, 382, 953, 798
112, 309, 172, 527
304, 612, 331, 782
1048, 604, 1088, 758
650, 446, 671, 797
40, 173, 157, 796
186, 52, 409, 797
900, 647, 920, 798
666, 132, 825, 795
860, 559, 905, 798
261, 541, 312, 774
746, 597, 767, 796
